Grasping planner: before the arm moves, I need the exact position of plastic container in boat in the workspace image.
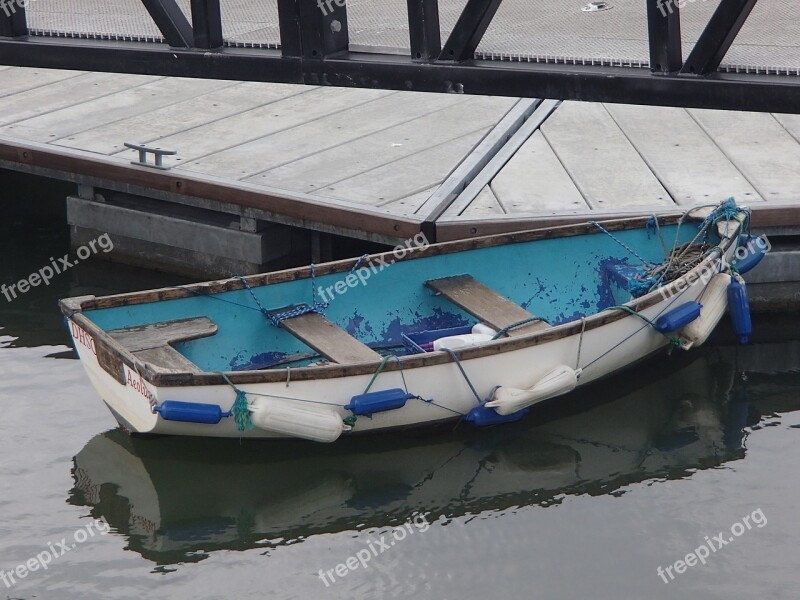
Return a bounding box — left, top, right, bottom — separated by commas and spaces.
654, 301, 702, 334
402, 325, 472, 353
471, 323, 498, 337
678, 273, 730, 350
153, 401, 224, 424
249, 397, 347, 442
728, 275, 752, 345
484, 365, 580, 415
433, 333, 494, 351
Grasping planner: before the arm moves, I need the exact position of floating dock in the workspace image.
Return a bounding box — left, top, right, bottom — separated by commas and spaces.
1, 62, 798, 306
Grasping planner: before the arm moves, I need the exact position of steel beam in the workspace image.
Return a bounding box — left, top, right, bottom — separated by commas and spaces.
190, 0, 224, 49
440, 0, 503, 61
140, 0, 193, 48
646, 0, 682, 73
1, 38, 800, 113
0, 1, 27, 38
407, 0, 441, 62
297, 0, 349, 59
277, 0, 303, 57
682, 0, 759, 75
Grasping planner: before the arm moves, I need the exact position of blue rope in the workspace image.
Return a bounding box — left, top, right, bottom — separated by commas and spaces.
349, 253, 370, 274
236, 275, 321, 328
268, 304, 318, 327
236, 276, 270, 314
444, 348, 483, 405
310, 261, 329, 311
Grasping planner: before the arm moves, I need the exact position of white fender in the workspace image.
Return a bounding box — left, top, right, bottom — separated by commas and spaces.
485, 364, 580, 415
433, 333, 494, 351
679, 272, 731, 350
249, 397, 348, 443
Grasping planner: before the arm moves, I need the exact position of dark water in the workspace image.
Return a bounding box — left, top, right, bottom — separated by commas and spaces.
1, 217, 799, 599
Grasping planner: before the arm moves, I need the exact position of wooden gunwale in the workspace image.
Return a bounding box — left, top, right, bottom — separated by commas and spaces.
60, 212, 738, 387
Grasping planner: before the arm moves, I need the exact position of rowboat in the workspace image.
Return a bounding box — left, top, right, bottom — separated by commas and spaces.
60, 199, 767, 441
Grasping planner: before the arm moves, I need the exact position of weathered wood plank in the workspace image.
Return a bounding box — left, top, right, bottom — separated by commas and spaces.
187, 91, 467, 181
0, 68, 85, 99
250, 96, 516, 198
541, 101, 675, 210
689, 109, 800, 203
312, 130, 489, 207
151, 87, 391, 164
2, 77, 230, 142
380, 186, 440, 213
134, 346, 203, 373
272, 310, 381, 364
0, 72, 152, 127
108, 317, 218, 352
488, 129, 588, 214
425, 274, 548, 336
461, 186, 505, 217
605, 103, 762, 204
61, 81, 287, 155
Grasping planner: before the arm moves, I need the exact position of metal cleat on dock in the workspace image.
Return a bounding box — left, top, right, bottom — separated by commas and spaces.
124, 142, 177, 170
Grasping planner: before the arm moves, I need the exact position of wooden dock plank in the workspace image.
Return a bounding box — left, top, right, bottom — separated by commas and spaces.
1, 78, 230, 142
250, 97, 515, 197
0, 73, 154, 128
489, 129, 588, 214
426, 275, 548, 336
97, 82, 310, 159
56, 81, 288, 155
0, 68, 85, 99
147, 87, 391, 164
689, 109, 800, 203
380, 186, 440, 214
181, 92, 468, 180
319, 130, 489, 207
541, 102, 675, 210
462, 187, 506, 217
605, 104, 763, 205
273, 310, 381, 364
769, 113, 800, 155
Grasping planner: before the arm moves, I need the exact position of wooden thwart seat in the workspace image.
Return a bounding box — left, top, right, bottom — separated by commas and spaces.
271, 308, 381, 364
108, 317, 217, 373
425, 275, 549, 337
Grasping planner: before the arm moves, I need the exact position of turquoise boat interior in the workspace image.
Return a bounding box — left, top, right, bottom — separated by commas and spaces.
82, 221, 710, 372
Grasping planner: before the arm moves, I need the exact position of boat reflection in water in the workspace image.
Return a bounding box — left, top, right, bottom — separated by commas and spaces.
68, 334, 800, 565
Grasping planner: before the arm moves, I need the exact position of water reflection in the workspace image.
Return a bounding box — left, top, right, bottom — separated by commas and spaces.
67, 337, 800, 565
0, 221, 189, 348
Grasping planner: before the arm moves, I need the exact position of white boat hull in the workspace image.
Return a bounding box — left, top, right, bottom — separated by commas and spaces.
68, 255, 731, 439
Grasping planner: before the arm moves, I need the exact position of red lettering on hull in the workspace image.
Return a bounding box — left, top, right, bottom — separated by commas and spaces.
125, 368, 155, 402
70, 321, 97, 356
